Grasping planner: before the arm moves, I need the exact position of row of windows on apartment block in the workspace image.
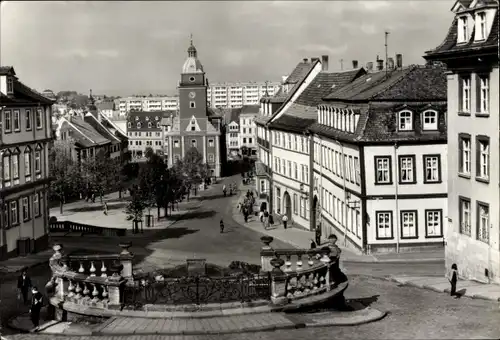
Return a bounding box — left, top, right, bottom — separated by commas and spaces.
172, 153, 215, 163
1, 192, 44, 229
128, 132, 162, 137
171, 139, 215, 148
2, 146, 43, 186
274, 157, 309, 183
458, 134, 491, 182
459, 73, 490, 114
274, 187, 310, 221
458, 197, 490, 244
375, 209, 444, 240
373, 154, 442, 185
2, 108, 45, 133
314, 145, 361, 186
268, 130, 310, 154
131, 140, 163, 146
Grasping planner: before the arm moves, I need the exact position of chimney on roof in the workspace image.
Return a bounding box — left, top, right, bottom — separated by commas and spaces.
321, 55, 329, 71
303, 58, 308, 63
366, 62, 374, 72
376, 59, 384, 71
396, 54, 403, 68
352, 60, 359, 69
311, 57, 319, 63
387, 57, 395, 70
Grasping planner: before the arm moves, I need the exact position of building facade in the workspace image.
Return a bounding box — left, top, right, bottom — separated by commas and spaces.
207, 81, 280, 109
164, 39, 224, 178
115, 96, 179, 116
239, 105, 259, 156
226, 121, 240, 156
425, 0, 499, 282
0, 66, 54, 259
126, 111, 165, 160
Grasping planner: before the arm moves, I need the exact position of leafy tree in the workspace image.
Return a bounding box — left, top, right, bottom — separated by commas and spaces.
182, 147, 205, 199
81, 148, 118, 202
125, 185, 147, 233
49, 138, 82, 214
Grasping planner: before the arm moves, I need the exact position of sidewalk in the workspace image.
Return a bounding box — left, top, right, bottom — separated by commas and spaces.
389, 275, 500, 302
0, 249, 54, 277
234, 183, 444, 264
7, 305, 386, 336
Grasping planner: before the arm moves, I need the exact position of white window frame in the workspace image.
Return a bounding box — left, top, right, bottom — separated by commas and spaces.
460, 136, 471, 175
12, 153, 19, 179
459, 197, 471, 236
477, 202, 489, 243
425, 210, 442, 237
401, 211, 417, 238
10, 200, 18, 225
33, 193, 40, 217
375, 157, 391, 184
399, 156, 414, 183
478, 138, 489, 179
22, 197, 30, 221
458, 16, 468, 43
475, 12, 487, 41
461, 76, 471, 112
208, 154, 214, 162
422, 110, 438, 130
479, 75, 489, 114
398, 110, 413, 131
36, 108, 43, 129
3, 155, 11, 181
208, 139, 214, 147
35, 151, 41, 173
6, 77, 13, 93
13, 110, 20, 131
4, 110, 11, 132
128, 122, 131, 128
376, 211, 392, 239
424, 155, 440, 183
24, 150, 32, 177
174, 140, 179, 148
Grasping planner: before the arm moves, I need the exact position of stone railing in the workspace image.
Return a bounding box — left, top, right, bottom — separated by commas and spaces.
47, 243, 133, 312
49, 221, 127, 237
260, 236, 336, 305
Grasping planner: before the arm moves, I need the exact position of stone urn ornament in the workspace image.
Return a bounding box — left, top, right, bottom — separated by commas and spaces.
260, 236, 274, 250
270, 257, 285, 274
119, 242, 132, 255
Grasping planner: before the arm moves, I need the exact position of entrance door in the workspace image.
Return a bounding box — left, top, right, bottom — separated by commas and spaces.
284, 192, 292, 220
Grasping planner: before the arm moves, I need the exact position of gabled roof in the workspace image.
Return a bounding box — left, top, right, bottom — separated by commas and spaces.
84, 113, 120, 142
0, 66, 16, 76
270, 69, 367, 133
425, 4, 498, 58
127, 111, 164, 131
1, 66, 55, 105
60, 116, 112, 148
99, 113, 128, 139
323, 66, 446, 102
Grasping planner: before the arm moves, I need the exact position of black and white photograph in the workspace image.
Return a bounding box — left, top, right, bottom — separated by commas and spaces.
0, 1, 499, 339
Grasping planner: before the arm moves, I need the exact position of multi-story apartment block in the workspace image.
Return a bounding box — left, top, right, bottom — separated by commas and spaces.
268, 62, 366, 231
425, 0, 499, 282
115, 96, 179, 116
0, 66, 54, 259
255, 58, 322, 208
56, 94, 128, 163
127, 111, 165, 160
164, 39, 224, 178
96, 101, 115, 118
239, 105, 259, 156
207, 81, 281, 109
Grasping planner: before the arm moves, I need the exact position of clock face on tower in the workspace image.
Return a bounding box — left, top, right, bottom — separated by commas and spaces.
189, 92, 196, 99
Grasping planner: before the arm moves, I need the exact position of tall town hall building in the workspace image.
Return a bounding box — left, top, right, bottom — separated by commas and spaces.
165, 39, 224, 178
425, 0, 499, 283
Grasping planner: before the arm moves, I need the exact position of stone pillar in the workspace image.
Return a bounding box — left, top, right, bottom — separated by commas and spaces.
320, 247, 332, 290
260, 236, 274, 272
270, 258, 287, 305
119, 242, 134, 285
106, 265, 125, 307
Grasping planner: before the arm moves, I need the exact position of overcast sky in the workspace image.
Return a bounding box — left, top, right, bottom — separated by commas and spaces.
1, 1, 454, 96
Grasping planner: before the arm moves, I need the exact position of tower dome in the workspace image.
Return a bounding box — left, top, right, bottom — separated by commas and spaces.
182, 35, 204, 74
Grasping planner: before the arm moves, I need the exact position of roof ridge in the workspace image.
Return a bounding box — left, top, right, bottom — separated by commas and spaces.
369, 67, 415, 99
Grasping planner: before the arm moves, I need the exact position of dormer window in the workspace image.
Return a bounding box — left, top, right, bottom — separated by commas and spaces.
128, 122, 131, 128
398, 110, 413, 131
458, 16, 469, 43
137, 122, 141, 128
148, 122, 152, 128
422, 110, 438, 130
156, 122, 160, 128
475, 12, 487, 41
6, 77, 13, 94
135, 116, 139, 121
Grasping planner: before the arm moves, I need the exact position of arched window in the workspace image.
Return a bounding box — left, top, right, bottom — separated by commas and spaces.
148, 122, 152, 128
137, 122, 141, 129
422, 110, 438, 130
398, 110, 413, 131
127, 122, 131, 128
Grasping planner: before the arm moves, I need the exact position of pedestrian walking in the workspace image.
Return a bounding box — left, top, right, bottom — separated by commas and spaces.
223, 185, 227, 197
282, 214, 289, 229
29, 287, 43, 327
17, 270, 32, 305
259, 210, 264, 223
448, 263, 458, 298
103, 202, 108, 215
220, 219, 225, 233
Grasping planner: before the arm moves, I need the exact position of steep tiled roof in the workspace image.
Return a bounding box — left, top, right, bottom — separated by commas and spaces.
84, 114, 120, 142
270, 69, 366, 131
68, 116, 111, 147
1, 69, 55, 104
0, 66, 15, 75
240, 105, 260, 115
425, 4, 498, 57
127, 111, 163, 131
323, 66, 446, 102
308, 65, 447, 144
254, 115, 272, 126
285, 61, 315, 84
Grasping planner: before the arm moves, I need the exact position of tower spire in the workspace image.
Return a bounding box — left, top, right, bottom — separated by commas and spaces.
190, 33, 193, 46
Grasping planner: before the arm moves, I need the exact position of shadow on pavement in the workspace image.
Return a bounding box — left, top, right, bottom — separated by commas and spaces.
68, 202, 128, 213
191, 193, 238, 201
175, 210, 217, 221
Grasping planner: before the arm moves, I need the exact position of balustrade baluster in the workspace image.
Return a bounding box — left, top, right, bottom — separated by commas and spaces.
307, 254, 314, 267
101, 261, 107, 277
91, 284, 99, 303
75, 282, 82, 298
296, 254, 303, 271
83, 283, 90, 298
78, 262, 85, 273
284, 255, 292, 272
90, 261, 96, 277
102, 286, 109, 301
67, 280, 75, 298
